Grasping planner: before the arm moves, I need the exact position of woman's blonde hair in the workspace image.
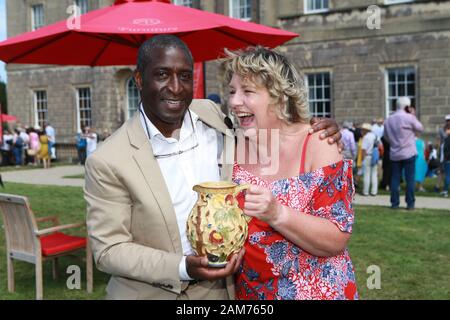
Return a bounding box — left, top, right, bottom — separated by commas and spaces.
221, 46, 310, 123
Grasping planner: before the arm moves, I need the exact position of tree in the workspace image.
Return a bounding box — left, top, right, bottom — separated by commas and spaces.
0, 80, 6, 113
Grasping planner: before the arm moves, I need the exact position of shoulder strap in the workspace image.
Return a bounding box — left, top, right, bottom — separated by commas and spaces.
299, 133, 312, 174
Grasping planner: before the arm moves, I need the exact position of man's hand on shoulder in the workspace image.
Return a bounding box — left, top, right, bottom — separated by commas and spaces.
309, 117, 343, 152
185, 249, 245, 281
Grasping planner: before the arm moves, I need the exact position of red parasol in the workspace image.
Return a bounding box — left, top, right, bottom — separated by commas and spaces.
0, 0, 298, 66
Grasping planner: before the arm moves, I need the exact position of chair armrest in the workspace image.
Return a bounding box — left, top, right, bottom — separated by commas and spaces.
35, 222, 85, 236
36, 215, 60, 226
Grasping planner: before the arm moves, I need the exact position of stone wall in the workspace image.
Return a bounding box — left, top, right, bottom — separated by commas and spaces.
5, 0, 128, 147
278, 0, 450, 137
6, 66, 132, 144
288, 32, 450, 134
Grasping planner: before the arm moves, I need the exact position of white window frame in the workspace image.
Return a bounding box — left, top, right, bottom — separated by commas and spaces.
305, 72, 332, 118
229, 0, 251, 21
304, 0, 329, 14
76, 87, 92, 132
34, 90, 48, 129
384, 0, 414, 5
74, 0, 89, 14
126, 77, 140, 120
384, 67, 416, 116
173, 0, 193, 7
31, 4, 45, 31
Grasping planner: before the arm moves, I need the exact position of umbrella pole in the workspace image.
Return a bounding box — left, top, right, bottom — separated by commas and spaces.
202, 62, 206, 98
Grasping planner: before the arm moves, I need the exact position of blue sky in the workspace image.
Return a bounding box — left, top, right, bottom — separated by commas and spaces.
0, 0, 6, 82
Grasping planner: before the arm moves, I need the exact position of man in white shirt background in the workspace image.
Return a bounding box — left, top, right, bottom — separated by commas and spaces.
372, 117, 384, 141
361, 123, 378, 196
84, 126, 97, 157
44, 122, 56, 159
0, 129, 13, 166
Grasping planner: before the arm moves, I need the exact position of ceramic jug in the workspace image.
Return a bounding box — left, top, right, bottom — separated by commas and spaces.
186, 181, 249, 267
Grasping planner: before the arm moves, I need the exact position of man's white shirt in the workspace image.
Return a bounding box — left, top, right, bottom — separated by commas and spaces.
86, 133, 97, 156
362, 131, 377, 155
139, 106, 221, 281
45, 125, 56, 142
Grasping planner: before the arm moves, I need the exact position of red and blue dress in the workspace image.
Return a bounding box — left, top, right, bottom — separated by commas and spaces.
232, 158, 358, 300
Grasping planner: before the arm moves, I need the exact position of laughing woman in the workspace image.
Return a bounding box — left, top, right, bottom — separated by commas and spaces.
222, 47, 358, 300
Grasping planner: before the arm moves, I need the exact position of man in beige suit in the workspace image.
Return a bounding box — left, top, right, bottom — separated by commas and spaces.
85, 35, 341, 300
85, 35, 244, 300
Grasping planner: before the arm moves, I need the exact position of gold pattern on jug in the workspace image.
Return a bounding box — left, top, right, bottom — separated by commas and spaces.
187, 181, 250, 267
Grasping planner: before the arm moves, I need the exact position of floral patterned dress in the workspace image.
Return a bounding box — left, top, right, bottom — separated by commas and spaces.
232, 158, 358, 300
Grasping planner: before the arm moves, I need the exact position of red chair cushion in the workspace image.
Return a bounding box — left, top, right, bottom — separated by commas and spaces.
40, 232, 86, 256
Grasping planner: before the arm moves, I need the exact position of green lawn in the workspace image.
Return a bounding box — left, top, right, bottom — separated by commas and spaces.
0, 182, 109, 300
0, 182, 449, 300
349, 205, 450, 300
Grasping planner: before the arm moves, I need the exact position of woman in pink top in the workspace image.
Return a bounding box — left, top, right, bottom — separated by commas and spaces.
28, 127, 40, 165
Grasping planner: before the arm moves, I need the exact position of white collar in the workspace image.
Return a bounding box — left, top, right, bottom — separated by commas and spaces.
139, 103, 199, 142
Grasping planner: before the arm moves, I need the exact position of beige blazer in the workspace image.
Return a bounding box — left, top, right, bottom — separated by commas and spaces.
84, 99, 236, 300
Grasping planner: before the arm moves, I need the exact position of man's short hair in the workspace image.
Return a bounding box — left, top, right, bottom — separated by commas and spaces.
396, 96, 411, 110
136, 35, 194, 76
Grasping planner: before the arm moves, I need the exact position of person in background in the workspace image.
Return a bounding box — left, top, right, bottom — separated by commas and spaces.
0, 129, 13, 166
384, 97, 423, 210
75, 129, 87, 165
434, 114, 450, 192
351, 122, 362, 144
371, 117, 385, 184
360, 123, 378, 196
44, 122, 56, 160
425, 141, 431, 161
84, 126, 98, 157
24, 127, 34, 165
18, 127, 30, 165
12, 129, 25, 167
27, 127, 40, 166
414, 132, 427, 192
341, 121, 356, 161
426, 141, 439, 178
37, 130, 50, 169
441, 123, 450, 197
372, 117, 384, 141
380, 135, 391, 191
355, 127, 364, 189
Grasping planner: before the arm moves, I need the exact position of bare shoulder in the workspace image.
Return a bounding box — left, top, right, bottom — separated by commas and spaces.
306, 130, 342, 171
